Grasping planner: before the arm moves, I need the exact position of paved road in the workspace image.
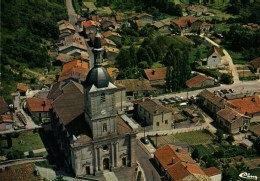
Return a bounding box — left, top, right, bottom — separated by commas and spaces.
202, 35, 240, 84
66, 0, 78, 26
136, 143, 161, 181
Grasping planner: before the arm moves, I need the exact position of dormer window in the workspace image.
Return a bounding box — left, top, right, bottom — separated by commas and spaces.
101, 93, 106, 103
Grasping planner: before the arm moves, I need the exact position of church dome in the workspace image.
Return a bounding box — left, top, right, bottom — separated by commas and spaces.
83, 65, 111, 88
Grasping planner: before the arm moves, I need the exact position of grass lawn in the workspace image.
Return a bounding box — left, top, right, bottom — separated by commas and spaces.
214, 23, 231, 33
149, 130, 215, 148
174, 131, 214, 145
0, 131, 45, 153
227, 49, 248, 64
192, 144, 212, 157
189, 44, 210, 63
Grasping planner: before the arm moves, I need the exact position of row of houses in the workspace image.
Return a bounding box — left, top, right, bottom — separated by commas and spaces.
198, 89, 260, 134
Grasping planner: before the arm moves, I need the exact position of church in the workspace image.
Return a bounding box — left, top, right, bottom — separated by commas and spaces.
50, 33, 137, 177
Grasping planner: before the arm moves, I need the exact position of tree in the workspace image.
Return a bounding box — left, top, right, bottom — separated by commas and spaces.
129, 46, 137, 67
220, 73, 233, 84
175, 4, 183, 17
195, 50, 202, 61
116, 48, 132, 69
215, 130, 224, 143
6, 134, 12, 148
253, 137, 260, 155
137, 47, 152, 66
191, 148, 199, 160
226, 135, 235, 143
6, 150, 24, 160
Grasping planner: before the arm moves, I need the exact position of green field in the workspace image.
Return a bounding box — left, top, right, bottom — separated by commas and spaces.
0, 131, 45, 153
227, 49, 248, 64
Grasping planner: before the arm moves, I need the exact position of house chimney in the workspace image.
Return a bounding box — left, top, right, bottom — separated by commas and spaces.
251, 97, 255, 102
151, 70, 155, 75
172, 157, 175, 164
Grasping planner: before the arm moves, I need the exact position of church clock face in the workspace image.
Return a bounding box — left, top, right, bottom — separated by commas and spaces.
101, 110, 106, 115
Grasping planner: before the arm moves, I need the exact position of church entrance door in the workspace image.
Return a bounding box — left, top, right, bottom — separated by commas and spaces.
122, 157, 127, 166
86, 166, 90, 175
103, 158, 110, 170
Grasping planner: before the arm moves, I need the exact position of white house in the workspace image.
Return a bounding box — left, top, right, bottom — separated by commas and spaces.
203, 47, 224, 67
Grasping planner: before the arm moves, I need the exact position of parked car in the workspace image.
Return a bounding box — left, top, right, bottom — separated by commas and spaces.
141, 137, 150, 144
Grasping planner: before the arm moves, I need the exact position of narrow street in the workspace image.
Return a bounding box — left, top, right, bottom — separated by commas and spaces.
65, 0, 78, 26
136, 144, 162, 181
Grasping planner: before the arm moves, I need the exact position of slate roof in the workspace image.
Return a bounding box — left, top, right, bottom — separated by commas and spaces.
26, 98, 52, 112
144, 67, 167, 81
52, 81, 84, 125
137, 99, 172, 115
186, 74, 214, 88
0, 163, 39, 181
0, 96, 9, 114
250, 57, 260, 69
228, 96, 260, 115
115, 79, 155, 92
171, 16, 199, 28
198, 89, 226, 109
58, 60, 88, 82
154, 145, 208, 181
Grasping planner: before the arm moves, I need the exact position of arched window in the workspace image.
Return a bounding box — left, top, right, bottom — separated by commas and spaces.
101, 93, 106, 103
103, 123, 107, 132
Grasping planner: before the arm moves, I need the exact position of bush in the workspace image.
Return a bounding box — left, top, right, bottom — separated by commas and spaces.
220, 73, 233, 84
6, 150, 24, 160
28, 150, 34, 158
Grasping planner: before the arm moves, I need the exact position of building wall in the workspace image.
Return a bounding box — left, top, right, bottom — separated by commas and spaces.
207, 52, 222, 67
209, 174, 222, 181
251, 112, 260, 122
217, 116, 250, 134
72, 134, 134, 176
0, 123, 13, 131
152, 112, 173, 131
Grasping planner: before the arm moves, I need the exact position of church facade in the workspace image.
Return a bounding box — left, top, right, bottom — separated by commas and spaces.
50, 33, 137, 177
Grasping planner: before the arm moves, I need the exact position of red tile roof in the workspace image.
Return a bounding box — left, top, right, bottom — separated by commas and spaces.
0, 96, 9, 114
171, 16, 199, 28
0, 163, 40, 181
228, 96, 260, 115
203, 167, 221, 176
83, 20, 100, 28
186, 74, 214, 88
0, 115, 13, 123
144, 67, 167, 81
250, 57, 260, 69
17, 83, 28, 92
154, 145, 207, 181
58, 60, 88, 82
26, 98, 52, 112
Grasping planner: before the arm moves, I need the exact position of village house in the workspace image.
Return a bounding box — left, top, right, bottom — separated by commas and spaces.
135, 98, 173, 130
11, 92, 21, 113
103, 31, 122, 43
203, 167, 222, 181
83, 20, 100, 34
134, 13, 153, 24
100, 19, 116, 31
227, 96, 260, 122
54, 53, 74, 66
26, 98, 52, 123
0, 115, 13, 131
216, 106, 251, 134
58, 60, 89, 83
249, 124, 260, 137
186, 5, 208, 16
17, 83, 29, 96
76, 17, 87, 32
154, 144, 220, 181
202, 47, 225, 67
103, 46, 120, 60
200, 22, 213, 33
186, 74, 215, 88
152, 20, 170, 30
250, 57, 260, 74
0, 163, 41, 181
58, 20, 75, 41
242, 23, 260, 31
101, 38, 117, 48
59, 33, 88, 55
171, 16, 202, 34
106, 67, 119, 82
0, 96, 10, 115
115, 79, 156, 101
114, 12, 129, 24
144, 67, 167, 94
197, 89, 226, 117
